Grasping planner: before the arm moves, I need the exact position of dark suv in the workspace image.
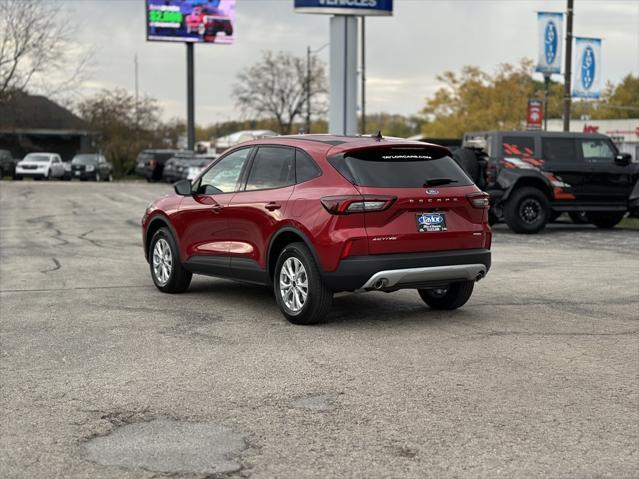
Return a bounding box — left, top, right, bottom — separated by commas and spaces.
457, 131, 638, 233
135, 149, 181, 182
142, 135, 492, 325
0, 149, 17, 179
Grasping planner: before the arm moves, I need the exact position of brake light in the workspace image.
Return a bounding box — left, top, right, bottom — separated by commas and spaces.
467, 192, 490, 209
149, 159, 157, 168
320, 195, 396, 215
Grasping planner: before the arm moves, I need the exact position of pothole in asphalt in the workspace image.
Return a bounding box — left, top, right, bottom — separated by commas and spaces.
84, 418, 246, 475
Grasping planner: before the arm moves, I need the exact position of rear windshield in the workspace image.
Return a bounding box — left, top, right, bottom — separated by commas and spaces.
72, 154, 97, 165
330, 147, 472, 188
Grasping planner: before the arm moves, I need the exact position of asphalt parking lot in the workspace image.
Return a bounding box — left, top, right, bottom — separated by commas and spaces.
1, 181, 638, 478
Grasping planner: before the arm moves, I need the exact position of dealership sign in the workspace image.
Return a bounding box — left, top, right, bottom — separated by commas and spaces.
527, 100, 543, 130
294, 0, 393, 16
535, 12, 563, 74
573, 37, 602, 98
146, 0, 236, 44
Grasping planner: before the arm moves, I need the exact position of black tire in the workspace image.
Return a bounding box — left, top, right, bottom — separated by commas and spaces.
503, 187, 550, 234
568, 211, 589, 224
274, 242, 332, 325
418, 281, 475, 310
586, 211, 626, 229
452, 148, 480, 183
149, 227, 192, 293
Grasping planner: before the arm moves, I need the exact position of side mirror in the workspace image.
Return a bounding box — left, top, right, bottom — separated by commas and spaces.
174, 179, 193, 196
615, 153, 632, 166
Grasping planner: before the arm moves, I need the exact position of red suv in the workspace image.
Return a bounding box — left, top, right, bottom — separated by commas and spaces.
142, 135, 492, 324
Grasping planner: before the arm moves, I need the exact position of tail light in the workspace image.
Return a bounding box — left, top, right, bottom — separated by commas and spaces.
320, 195, 396, 215
467, 192, 490, 209
149, 159, 157, 168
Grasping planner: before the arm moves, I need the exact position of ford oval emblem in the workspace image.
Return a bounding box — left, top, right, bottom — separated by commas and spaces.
581, 45, 595, 90
544, 21, 557, 65
426, 189, 439, 195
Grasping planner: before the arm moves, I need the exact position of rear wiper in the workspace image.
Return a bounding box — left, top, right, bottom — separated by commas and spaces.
423, 178, 458, 186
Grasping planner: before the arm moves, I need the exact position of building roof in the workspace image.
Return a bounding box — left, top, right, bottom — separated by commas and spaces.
0, 93, 93, 133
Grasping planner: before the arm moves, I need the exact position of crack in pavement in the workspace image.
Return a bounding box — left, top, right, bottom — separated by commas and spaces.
39, 257, 61, 274
77, 229, 102, 248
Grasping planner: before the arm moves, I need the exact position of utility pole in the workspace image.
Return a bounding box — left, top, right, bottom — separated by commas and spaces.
543, 73, 550, 131
562, 0, 574, 132
186, 43, 195, 150
361, 16, 366, 134
306, 46, 311, 133
134, 54, 139, 141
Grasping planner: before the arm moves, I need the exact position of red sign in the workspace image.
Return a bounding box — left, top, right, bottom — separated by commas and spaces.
526, 100, 543, 130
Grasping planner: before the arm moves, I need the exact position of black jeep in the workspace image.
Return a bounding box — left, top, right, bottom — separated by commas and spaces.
456, 131, 638, 233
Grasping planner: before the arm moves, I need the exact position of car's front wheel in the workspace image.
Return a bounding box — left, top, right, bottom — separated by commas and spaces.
274, 242, 332, 325
418, 281, 475, 310
503, 187, 550, 234
149, 227, 192, 293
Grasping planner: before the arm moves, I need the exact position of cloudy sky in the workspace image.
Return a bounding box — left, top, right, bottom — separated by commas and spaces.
64, 0, 639, 125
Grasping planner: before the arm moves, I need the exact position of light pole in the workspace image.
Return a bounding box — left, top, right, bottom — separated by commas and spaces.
562, 0, 574, 132
306, 43, 329, 134
543, 73, 550, 131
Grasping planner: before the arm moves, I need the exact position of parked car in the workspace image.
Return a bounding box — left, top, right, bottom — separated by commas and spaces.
214, 130, 278, 154
0, 149, 18, 179
15, 153, 65, 180
161, 151, 196, 183
70, 153, 113, 181
135, 149, 181, 182
142, 135, 492, 325
163, 154, 217, 183
457, 131, 639, 233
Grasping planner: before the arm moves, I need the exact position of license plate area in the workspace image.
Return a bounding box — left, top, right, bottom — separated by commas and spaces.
416, 212, 447, 232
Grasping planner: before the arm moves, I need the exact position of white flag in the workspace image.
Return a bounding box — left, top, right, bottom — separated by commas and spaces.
536, 12, 563, 74
573, 37, 602, 99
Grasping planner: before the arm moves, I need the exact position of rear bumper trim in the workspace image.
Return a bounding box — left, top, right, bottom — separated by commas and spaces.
322, 249, 491, 292
360, 264, 487, 291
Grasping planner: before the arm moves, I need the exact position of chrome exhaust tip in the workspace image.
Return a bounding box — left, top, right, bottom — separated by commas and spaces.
373, 279, 388, 290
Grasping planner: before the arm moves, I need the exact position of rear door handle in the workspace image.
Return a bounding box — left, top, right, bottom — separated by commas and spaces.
265, 202, 281, 211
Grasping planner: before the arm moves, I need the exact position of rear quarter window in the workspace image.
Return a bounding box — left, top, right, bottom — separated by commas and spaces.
329, 147, 472, 188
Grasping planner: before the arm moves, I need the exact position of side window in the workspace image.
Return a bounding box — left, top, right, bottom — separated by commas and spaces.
197, 148, 251, 195
52, 157, 60, 164
580, 139, 615, 163
295, 149, 321, 183
542, 138, 578, 163
245, 147, 294, 191
502, 136, 535, 157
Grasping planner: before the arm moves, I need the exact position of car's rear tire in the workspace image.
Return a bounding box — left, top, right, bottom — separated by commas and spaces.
418, 281, 475, 310
149, 227, 192, 293
274, 242, 332, 325
503, 187, 550, 234
586, 211, 626, 229
452, 148, 480, 183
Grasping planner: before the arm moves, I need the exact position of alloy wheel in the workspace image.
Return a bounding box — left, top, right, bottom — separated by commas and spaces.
279, 257, 308, 313
519, 198, 542, 224
152, 238, 172, 286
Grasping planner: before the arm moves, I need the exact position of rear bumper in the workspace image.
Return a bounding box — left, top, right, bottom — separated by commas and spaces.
322, 249, 491, 292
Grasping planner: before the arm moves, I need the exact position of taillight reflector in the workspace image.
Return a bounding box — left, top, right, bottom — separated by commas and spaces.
466, 192, 490, 209
320, 195, 396, 215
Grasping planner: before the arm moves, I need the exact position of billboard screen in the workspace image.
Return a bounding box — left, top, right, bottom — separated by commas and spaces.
146, 0, 235, 44
294, 0, 393, 16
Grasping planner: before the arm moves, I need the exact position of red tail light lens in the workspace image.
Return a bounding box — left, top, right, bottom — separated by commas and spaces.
320, 195, 396, 215
149, 159, 157, 168
467, 192, 490, 209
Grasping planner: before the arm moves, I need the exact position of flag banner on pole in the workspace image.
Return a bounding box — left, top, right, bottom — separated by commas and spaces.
536, 12, 563, 74
573, 37, 602, 98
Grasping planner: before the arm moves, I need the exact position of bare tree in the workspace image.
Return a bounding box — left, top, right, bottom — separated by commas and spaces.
233, 50, 327, 134
0, 0, 91, 103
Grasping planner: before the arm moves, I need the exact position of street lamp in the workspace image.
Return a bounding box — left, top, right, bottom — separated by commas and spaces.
306, 42, 329, 134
